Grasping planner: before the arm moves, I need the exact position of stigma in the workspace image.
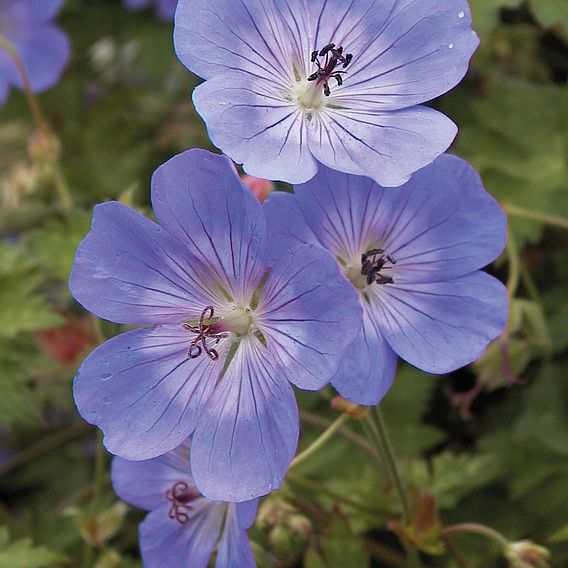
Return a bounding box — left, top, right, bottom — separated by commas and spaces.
165, 481, 200, 524
307, 43, 353, 97
361, 249, 396, 285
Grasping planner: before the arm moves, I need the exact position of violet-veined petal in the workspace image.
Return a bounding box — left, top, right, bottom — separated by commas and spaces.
74, 326, 223, 460
191, 336, 299, 502
215, 506, 256, 568
375, 272, 508, 374
193, 74, 318, 184
308, 105, 457, 187
70, 201, 216, 325
256, 244, 362, 391
378, 154, 507, 283
332, 305, 397, 406
151, 149, 267, 304
139, 503, 225, 568
111, 444, 193, 511
336, 0, 478, 110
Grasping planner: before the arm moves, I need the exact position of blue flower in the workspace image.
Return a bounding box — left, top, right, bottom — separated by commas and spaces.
123, 0, 177, 20
174, 0, 479, 187
264, 155, 509, 405
71, 149, 361, 502
0, 0, 70, 104
112, 441, 258, 568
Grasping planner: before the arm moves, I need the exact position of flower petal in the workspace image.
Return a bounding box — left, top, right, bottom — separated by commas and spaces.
70, 201, 214, 325
375, 272, 508, 374
8, 24, 70, 94
378, 154, 507, 283
191, 336, 299, 502
111, 444, 193, 511
151, 149, 267, 303
5, 0, 65, 21
256, 244, 362, 391
235, 500, 259, 530
139, 503, 225, 568
174, 0, 306, 82
262, 191, 320, 267
215, 505, 256, 568
193, 74, 318, 184
334, 0, 478, 110
332, 304, 397, 405
74, 326, 224, 460
308, 105, 457, 187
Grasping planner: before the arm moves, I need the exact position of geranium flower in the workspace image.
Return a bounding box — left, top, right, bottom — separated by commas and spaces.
0, 0, 70, 103
71, 149, 360, 501
263, 155, 508, 404
123, 0, 177, 21
112, 442, 257, 568
174, 0, 479, 186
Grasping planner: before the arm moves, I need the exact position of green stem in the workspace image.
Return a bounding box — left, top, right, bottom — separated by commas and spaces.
290, 413, 350, 469
82, 431, 106, 568
506, 230, 521, 299
504, 203, 568, 231
0, 35, 48, 132
441, 523, 510, 550
52, 164, 73, 213
365, 407, 412, 525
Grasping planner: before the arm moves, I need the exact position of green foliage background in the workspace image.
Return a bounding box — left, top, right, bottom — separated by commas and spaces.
0, 1, 567, 566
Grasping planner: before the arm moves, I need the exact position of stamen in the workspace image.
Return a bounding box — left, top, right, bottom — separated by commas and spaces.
183, 306, 228, 361
307, 43, 353, 97
165, 481, 200, 524
361, 249, 396, 285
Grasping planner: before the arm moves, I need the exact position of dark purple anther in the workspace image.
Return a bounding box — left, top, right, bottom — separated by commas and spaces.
307, 43, 353, 96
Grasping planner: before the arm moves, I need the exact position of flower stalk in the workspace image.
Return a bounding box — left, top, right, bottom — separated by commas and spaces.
290, 413, 351, 470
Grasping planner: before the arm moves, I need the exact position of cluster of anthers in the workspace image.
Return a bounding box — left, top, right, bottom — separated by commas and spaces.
182, 306, 227, 361
165, 481, 200, 525
361, 249, 397, 285
308, 43, 353, 96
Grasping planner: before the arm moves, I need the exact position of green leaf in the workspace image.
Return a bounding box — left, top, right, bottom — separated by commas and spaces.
406, 452, 502, 509
515, 365, 568, 454
469, 0, 521, 34
0, 527, 63, 568
381, 365, 445, 456
528, 0, 568, 36
305, 516, 369, 568
454, 80, 568, 244
27, 213, 91, 282
0, 243, 63, 338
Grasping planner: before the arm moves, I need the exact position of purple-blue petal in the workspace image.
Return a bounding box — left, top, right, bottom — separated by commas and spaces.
331, 305, 397, 406
308, 105, 457, 187
192, 74, 318, 184
374, 272, 508, 374
191, 336, 299, 502
139, 503, 225, 568
256, 244, 362, 391
70, 201, 215, 325
74, 326, 223, 460
337, 0, 478, 110
215, 506, 257, 568
174, 0, 304, 81
111, 444, 192, 511
151, 149, 267, 304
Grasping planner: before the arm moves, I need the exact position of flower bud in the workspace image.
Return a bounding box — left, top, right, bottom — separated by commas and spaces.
241, 174, 274, 204
506, 540, 551, 568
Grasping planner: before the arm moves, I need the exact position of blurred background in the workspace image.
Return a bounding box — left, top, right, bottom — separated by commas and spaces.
0, 0, 567, 566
